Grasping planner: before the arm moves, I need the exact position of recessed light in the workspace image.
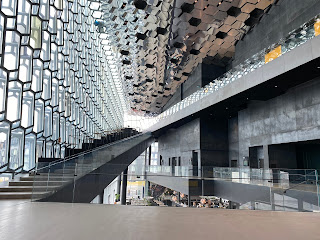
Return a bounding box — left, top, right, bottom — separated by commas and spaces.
275, 85, 278, 88
317, 66, 320, 69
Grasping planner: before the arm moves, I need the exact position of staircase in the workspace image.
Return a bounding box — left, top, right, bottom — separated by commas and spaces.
0, 128, 141, 201
0, 174, 67, 200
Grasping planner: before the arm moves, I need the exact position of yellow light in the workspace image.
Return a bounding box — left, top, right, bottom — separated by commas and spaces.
315, 21, 320, 36
265, 45, 282, 64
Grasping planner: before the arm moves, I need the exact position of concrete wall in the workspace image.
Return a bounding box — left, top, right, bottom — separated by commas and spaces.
201, 63, 226, 87
163, 85, 182, 111
157, 118, 200, 166
234, 77, 320, 167
163, 63, 226, 111
233, 0, 320, 66
201, 117, 229, 167
163, 65, 202, 111
228, 116, 239, 166
181, 64, 202, 99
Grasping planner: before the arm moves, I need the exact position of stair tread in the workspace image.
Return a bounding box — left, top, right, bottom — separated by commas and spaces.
0, 192, 48, 195
12, 181, 68, 182
0, 186, 59, 189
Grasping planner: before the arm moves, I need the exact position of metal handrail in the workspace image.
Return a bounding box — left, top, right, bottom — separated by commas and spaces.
36, 132, 150, 171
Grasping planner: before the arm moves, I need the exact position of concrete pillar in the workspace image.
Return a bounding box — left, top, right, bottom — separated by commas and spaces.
120, 167, 128, 205
148, 146, 152, 165
263, 145, 269, 169
116, 175, 121, 195
98, 190, 104, 204
144, 181, 149, 198
188, 195, 191, 207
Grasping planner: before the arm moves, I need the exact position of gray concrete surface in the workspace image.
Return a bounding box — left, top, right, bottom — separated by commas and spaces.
233, 0, 320, 66
149, 34, 320, 133
163, 63, 226, 111
234, 77, 320, 166
158, 118, 200, 166
1, 202, 319, 240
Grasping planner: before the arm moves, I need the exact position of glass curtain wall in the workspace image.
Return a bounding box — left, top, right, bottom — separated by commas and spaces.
0, 0, 125, 173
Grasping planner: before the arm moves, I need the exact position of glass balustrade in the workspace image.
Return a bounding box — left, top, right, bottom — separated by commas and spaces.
30, 162, 320, 212
153, 14, 320, 124
31, 132, 149, 201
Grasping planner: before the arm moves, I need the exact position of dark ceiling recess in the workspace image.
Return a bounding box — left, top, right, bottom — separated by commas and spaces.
216, 31, 228, 39
146, 64, 154, 68
156, 27, 167, 35
189, 17, 201, 27
190, 49, 200, 55
227, 6, 241, 17
125, 76, 133, 79
173, 42, 184, 48
244, 17, 259, 27
250, 8, 264, 18
146, 78, 153, 82
120, 50, 129, 55
181, 3, 194, 13
245, 8, 264, 27
134, 0, 147, 10
159, 82, 165, 86
123, 60, 131, 65
221, 56, 231, 65
170, 58, 179, 64
164, 87, 171, 91
174, 77, 181, 81
136, 32, 147, 40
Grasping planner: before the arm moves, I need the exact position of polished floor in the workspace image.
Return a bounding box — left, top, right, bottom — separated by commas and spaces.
0, 201, 319, 240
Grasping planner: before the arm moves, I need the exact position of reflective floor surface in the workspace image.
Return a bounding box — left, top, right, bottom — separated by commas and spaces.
0, 202, 319, 240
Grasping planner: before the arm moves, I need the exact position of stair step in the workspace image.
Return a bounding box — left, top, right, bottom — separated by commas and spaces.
0, 192, 49, 200
9, 181, 69, 186
20, 176, 74, 181
0, 186, 59, 192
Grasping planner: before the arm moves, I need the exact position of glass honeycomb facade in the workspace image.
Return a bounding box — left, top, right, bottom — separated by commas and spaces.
0, 0, 125, 173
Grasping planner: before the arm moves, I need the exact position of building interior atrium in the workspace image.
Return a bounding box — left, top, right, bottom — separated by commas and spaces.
0, 0, 320, 239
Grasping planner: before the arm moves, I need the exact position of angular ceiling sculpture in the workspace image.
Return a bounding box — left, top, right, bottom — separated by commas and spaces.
89, 0, 275, 114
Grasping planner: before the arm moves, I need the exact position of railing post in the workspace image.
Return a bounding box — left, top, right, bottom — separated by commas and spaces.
120, 167, 128, 205
316, 170, 320, 210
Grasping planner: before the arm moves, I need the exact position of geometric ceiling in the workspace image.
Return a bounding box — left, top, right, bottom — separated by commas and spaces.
89, 0, 275, 114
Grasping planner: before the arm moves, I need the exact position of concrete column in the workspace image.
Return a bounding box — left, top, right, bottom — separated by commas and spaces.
198, 151, 201, 178
263, 145, 269, 169
144, 181, 149, 198
98, 190, 104, 204
120, 167, 128, 205
116, 176, 121, 195
148, 146, 152, 165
